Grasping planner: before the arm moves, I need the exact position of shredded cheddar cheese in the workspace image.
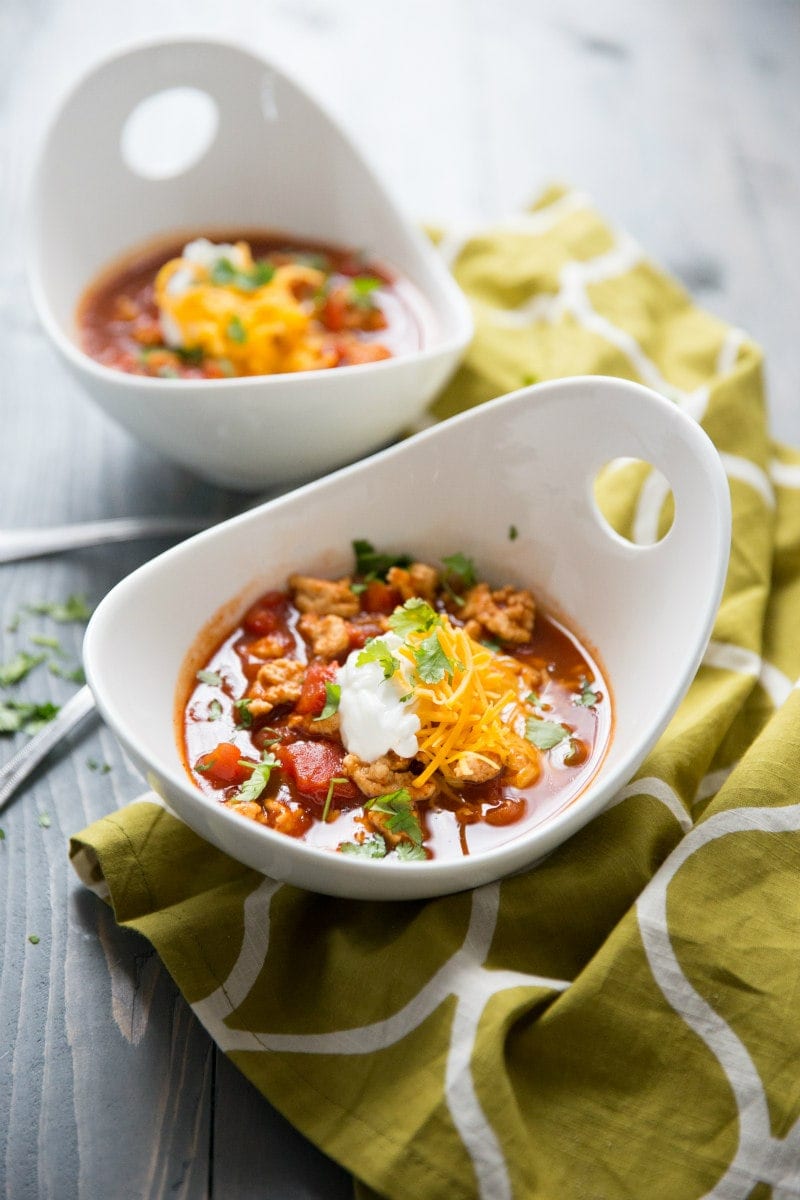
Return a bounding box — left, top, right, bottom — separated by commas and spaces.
396, 618, 540, 789
154, 242, 334, 375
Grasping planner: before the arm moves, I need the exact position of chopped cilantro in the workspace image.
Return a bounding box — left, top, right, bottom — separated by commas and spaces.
339, 836, 387, 859
349, 276, 382, 308
0, 828, 5, 841
575, 680, 600, 707
195, 759, 214, 773
30, 635, 63, 653
509, 525, 519, 541
226, 315, 247, 344
196, 669, 223, 687
208, 698, 223, 721
365, 789, 423, 845
521, 372, 539, 386
27, 595, 92, 623
251, 260, 276, 286
481, 638, 501, 652
174, 345, 204, 366
235, 753, 279, 803
28, 934, 40, 945
441, 552, 477, 589
233, 698, 253, 728
315, 682, 341, 722
526, 691, 540, 705
48, 661, 86, 684
357, 638, 400, 680
395, 841, 427, 862
352, 539, 412, 581
525, 718, 571, 750
210, 258, 275, 291
0, 651, 45, 687
388, 598, 440, 638
413, 630, 458, 685
322, 776, 347, 823
0, 700, 59, 735
350, 582, 368, 595
87, 758, 112, 774
38, 813, 51, 829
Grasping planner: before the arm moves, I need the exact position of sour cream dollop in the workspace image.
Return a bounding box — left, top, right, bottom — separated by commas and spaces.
337, 633, 420, 761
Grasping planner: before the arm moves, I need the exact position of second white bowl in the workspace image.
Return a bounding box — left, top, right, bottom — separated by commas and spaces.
28, 38, 473, 489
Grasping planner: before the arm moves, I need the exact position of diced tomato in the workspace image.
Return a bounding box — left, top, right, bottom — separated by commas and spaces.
276, 740, 359, 806
195, 742, 255, 787
295, 660, 339, 716
320, 290, 347, 332
243, 591, 290, 636
345, 620, 386, 650
361, 580, 402, 615
338, 341, 391, 366
484, 795, 526, 827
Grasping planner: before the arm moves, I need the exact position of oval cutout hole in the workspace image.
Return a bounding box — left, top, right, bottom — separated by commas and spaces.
593, 458, 675, 546
121, 87, 219, 180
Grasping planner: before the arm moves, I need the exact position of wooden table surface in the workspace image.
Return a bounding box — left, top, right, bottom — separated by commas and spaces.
1, 2, 798, 1196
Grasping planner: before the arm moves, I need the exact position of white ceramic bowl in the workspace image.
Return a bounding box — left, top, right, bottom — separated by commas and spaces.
28, 38, 472, 490
84, 378, 730, 900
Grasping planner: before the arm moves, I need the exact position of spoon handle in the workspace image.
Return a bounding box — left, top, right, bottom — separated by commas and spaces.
0, 516, 213, 564
0, 686, 98, 813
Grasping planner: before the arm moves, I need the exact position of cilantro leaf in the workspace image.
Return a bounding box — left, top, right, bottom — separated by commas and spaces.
30, 634, 63, 654
525, 718, 570, 750
233, 698, 253, 727
28, 934, 40, 945
352, 539, 412, 581
508, 525, 519, 541
339, 836, 387, 859
27, 595, 92, 623
227, 315, 247, 344
441, 552, 477, 589
413, 630, 457, 684
0, 651, 45, 687
575, 681, 600, 707
0, 700, 60, 735
315, 682, 341, 721
48, 661, 86, 684
349, 276, 382, 308
208, 698, 223, 721
196, 669, 223, 687
365, 789, 424, 845
395, 841, 427, 862
235, 753, 279, 803
321, 776, 348, 823
87, 758, 112, 774
388, 598, 440, 638
38, 813, 51, 829
357, 638, 400, 680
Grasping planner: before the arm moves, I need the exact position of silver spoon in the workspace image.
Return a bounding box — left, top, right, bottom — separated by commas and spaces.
0, 515, 215, 564
0, 685, 97, 812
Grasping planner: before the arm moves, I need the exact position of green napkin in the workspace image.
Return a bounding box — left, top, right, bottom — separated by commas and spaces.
71, 188, 800, 1200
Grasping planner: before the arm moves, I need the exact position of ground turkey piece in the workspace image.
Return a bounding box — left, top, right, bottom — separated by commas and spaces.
289, 574, 360, 617
386, 562, 440, 604
248, 633, 290, 660
342, 752, 436, 802
297, 613, 350, 659
247, 657, 305, 716
452, 752, 503, 784
461, 583, 536, 645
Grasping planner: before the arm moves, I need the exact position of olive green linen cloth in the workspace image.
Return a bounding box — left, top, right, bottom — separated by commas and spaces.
71, 188, 800, 1200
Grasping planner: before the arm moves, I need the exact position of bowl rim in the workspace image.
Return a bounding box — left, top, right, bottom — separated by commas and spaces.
27, 34, 474, 395
82, 378, 732, 893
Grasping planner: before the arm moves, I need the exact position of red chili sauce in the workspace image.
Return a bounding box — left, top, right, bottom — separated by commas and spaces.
77, 233, 423, 379
180, 550, 612, 862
